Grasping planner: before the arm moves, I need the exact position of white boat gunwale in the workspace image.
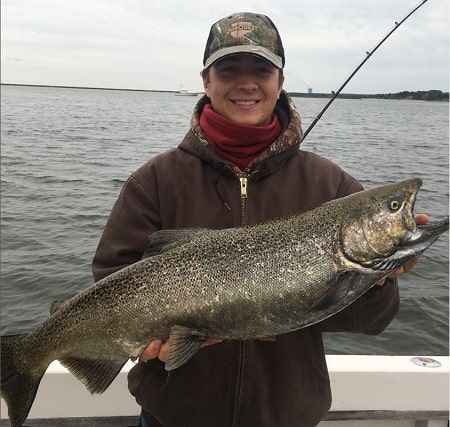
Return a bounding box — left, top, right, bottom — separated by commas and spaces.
1, 355, 448, 426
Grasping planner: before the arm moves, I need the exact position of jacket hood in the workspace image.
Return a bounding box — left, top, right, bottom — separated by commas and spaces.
179, 90, 304, 179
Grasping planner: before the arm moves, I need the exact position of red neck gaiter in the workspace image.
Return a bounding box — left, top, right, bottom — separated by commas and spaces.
200, 104, 282, 171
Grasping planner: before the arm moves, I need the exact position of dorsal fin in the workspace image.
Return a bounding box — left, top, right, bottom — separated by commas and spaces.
50, 300, 67, 315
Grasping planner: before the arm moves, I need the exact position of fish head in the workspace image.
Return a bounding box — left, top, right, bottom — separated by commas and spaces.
339, 178, 448, 270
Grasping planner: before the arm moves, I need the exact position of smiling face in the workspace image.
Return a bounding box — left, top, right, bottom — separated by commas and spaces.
203, 55, 284, 126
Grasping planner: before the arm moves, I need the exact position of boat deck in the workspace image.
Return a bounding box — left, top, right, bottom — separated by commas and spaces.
1, 411, 448, 426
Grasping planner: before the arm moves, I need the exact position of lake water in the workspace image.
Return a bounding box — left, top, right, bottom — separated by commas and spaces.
1, 84, 448, 356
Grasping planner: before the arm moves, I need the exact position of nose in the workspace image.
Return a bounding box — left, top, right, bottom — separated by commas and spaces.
236, 73, 258, 91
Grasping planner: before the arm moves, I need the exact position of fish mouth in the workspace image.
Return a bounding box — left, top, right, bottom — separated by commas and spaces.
367, 217, 449, 272
402, 218, 449, 247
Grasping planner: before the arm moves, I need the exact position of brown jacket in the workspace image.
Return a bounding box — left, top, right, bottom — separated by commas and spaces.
92, 92, 399, 427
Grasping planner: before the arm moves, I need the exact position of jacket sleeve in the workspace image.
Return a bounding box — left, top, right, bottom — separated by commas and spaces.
92, 173, 161, 282
319, 278, 400, 334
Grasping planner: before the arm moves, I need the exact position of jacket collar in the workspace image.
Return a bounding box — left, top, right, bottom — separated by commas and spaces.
180, 90, 304, 178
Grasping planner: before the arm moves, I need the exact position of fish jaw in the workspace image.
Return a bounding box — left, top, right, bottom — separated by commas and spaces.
363, 217, 449, 271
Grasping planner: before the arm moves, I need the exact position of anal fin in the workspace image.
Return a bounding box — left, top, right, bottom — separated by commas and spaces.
60, 356, 127, 394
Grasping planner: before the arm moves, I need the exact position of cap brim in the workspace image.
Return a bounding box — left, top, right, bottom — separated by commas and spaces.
204, 45, 283, 69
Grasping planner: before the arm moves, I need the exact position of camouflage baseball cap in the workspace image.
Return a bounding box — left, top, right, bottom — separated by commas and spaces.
203, 12, 285, 70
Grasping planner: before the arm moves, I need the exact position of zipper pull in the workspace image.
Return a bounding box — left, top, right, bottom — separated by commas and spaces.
239, 176, 248, 199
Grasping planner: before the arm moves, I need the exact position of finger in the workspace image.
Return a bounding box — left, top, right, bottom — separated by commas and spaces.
157, 340, 171, 362
140, 337, 223, 363
387, 255, 420, 279
376, 278, 387, 286
415, 213, 429, 225
400, 255, 420, 274
140, 339, 163, 361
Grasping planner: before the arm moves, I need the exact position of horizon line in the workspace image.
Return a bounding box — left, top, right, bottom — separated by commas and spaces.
1, 82, 448, 97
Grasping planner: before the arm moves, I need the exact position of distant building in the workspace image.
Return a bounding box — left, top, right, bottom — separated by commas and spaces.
308, 88, 313, 94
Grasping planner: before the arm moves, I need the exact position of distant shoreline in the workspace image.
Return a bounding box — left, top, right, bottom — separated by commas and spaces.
1, 83, 448, 101
289, 90, 449, 102
1, 82, 177, 94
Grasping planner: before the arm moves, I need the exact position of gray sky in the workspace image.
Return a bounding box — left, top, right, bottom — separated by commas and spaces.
1, 0, 448, 94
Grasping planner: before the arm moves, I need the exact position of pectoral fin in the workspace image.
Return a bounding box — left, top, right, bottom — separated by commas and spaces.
310, 272, 355, 312
309, 270, 387, 321
165, 325, 208, 371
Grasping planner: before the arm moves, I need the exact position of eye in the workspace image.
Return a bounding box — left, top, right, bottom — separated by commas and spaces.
256, 66, 273, 75
389, 199, 400, 211
217, 65, 236, 75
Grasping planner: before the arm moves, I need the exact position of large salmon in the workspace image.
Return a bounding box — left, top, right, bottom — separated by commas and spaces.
1, 178, 448, 427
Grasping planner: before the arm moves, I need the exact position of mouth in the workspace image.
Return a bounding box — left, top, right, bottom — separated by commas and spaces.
231, 100, 259, 106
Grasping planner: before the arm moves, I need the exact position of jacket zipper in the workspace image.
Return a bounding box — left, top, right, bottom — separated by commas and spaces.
238, 174, 248, 226
231, 174, 249, 427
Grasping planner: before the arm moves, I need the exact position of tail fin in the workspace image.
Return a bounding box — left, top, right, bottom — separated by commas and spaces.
1, 334, 47, 427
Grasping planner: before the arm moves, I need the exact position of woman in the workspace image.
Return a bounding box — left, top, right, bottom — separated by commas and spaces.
93, 12, 424, 427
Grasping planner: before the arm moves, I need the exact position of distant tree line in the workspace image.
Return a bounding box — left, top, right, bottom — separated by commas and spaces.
374, 90, 449, 101
290, 90, 449, 101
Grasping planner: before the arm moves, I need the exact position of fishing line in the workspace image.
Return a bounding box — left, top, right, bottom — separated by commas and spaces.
302, 0, 429, 141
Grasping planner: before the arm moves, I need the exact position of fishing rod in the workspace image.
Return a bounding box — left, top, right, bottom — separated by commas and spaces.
302, 0, 429, 141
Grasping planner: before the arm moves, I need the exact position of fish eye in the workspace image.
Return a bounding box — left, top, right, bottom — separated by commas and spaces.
389, 199, 400, 211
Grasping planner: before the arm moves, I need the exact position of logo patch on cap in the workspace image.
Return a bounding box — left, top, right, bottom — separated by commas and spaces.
227, 22, 257, 38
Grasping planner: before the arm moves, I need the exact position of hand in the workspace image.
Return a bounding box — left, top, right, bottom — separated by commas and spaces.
138, 337, 223, 363
136, 335, 276, 362
376, 213, 429, 286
